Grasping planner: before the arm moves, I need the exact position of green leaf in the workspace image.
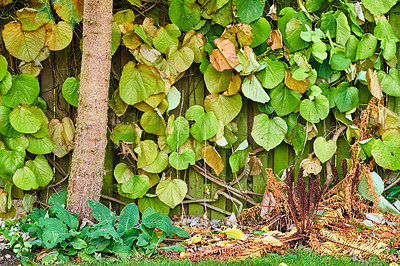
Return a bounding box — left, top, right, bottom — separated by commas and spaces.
377, 68, 400, 97
120, 174, 150, 198
284, 124, 306, 155
185, 105, 219, 142
111, 22, 121, 56
140, 110, 166, 135
305, 0, 324, 12
49, 203, 79, 230
156, 179, 188, 208
117, 203, 140, 234
371, 129, 400, 170
13, 166, 38, 190
153, 24, 181, 53
311, 41, 327, 63
242, 76, 270, 103
358, 171, 384, 201
0, 148, 25, 179
234, 0, 265, 24
257, 61, 285, 89
210, 2, 233, 27
299, 95, 330, 123
9, 104, 43, 134
134, 140, 158, 168
270, 84, 301, 117
169, 0, 201, 32
329, 51, 351, 71
25, 155, 53, 187
204, 65, 232, 93
355, 34, 377, 61
313, 137, 337, 163
0, 72, 12, 95
250, 18, 271, 48
88, 200, 116, 225
204, 93, 242, 126
374, 16, 399, 42
332, 82, 359, 113
0, 55, 7, 81
166, 86, 181, 112
166, 116, 190, 151
138, 196, 170, 215
38, 217, 70, 249
48, 190, 67, 206
336, 12, 350, 46
110, 123, 138, 146
251, 114, 287, 151
119, 62, 157, 106
3, 74, 40, 108
167, 46, 194, 73
27, 135, 54, 154
114, 163, 132, 184
361, 0, 396, 16
169, 149, 195, 170
143, 151, 169, 173
3, 136, 29, 150
61, 77, 79, 107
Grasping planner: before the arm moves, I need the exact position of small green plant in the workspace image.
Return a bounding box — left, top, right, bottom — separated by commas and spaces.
3, 190, 189, 264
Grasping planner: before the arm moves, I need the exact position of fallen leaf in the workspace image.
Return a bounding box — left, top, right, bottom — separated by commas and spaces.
223, 228, 247, 240
267, 29, 283, 50
260, 235, 284, 247
210, 37, 240, 72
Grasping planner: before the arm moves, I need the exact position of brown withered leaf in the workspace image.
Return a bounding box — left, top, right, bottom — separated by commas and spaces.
366, 68, 383, 99
260, 190, 276, 219
267, 4, 278, 20
284, 69, 309, 94
248, 155, 263, 176
0, 0, 13, 6
210, 37, 240, 72
267, 29, 283, 50
300, 155, 322, 175
236, 23, 253, 47
225, 72, 241, 96
141, 17, 158, 42
202, 145, 224, 176
48, 117, 75, 158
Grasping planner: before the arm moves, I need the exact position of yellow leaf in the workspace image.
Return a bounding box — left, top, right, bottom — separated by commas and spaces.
300, 155, 322, 175
223, 228, 247, 240
2, 21, 46, 62
260, 235, 284, 247
16, 8, 46, 31
366, 68, 383, 99
225, 72, 241, 96
284, 69, 309, 94
185, 234, 203, 245
216, 240, 237, 246
48, 117, 75, 158
45, 21, 73, 51
202, 145, 224, 176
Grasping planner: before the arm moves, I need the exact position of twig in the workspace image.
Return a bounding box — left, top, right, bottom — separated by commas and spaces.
185, 194, 231, 216
384, 173, 400, 191
100, 194, 128, 206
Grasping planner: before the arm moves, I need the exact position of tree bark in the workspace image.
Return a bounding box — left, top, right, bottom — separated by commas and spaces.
67, 0, 113, 220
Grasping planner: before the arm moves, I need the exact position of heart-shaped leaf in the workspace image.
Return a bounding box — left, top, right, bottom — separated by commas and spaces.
2, 21, 45, 62
257, 61, 285, 89
270, 84, 301, 116
62, 77, 79, 107
138, 196, 170, 215
210, 37, 240, 72
120, 174, 150, 199
166, 116, 190, 151
361, 0, 396, 16
0, 72, 12, 95
46, 21, 73, 51
134, 140, 158, 168
204, 93, 242, 126
377, 68, 400, 97
313, 137, 337, 163
250, 18, 271, 48
114, 163, 133, 184
110, 123, 138, 146
3, 74, 40, 108
13, 166, 38, 190
27, 135, 54, 154
186, 105, 219, 142
25, 155, 53, 187
0, 55, 7, 82
299, 95, 330, 123
0, 147, 25, 179
371, 129, 400, 170
332, 82, 359, 113
169, 149, 195, 170
156, 179, 188, 208
204, 64, 232, 93
169, 0, 201, 32
234, 0, 265, 24
251, 114, 287, 151
119, 62, 158, 105
167, 46, 194, 73
242, 76, 270, 103
9, 104, 43, 134
356, 33, 377, 61
143, 151, 169, 173
153, 24, 181, 53
48, 117, 75, 158
140, 110, 166, 136
202, 145, 224, 176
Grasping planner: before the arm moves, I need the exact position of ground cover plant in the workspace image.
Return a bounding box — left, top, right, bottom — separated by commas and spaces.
1, 0, 400, 264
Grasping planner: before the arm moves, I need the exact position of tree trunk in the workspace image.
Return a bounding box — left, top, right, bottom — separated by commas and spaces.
67, 0, 113, 220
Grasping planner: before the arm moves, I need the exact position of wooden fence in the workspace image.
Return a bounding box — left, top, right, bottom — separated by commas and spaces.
35, 42, 351, 220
